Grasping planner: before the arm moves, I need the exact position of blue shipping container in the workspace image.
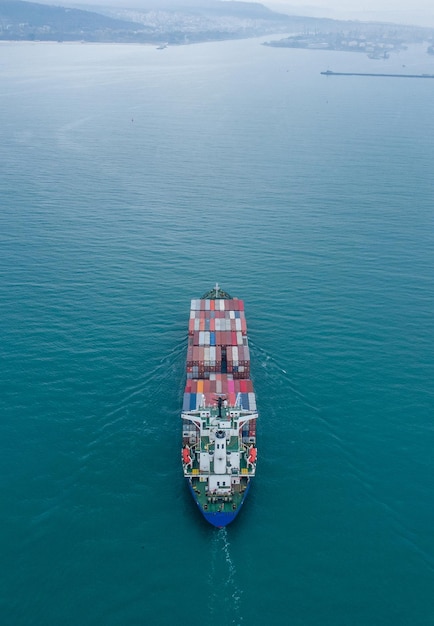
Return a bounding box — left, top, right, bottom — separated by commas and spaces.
240, 393, 249, 410
183, 393, 190, 411
189, 393, 197, 410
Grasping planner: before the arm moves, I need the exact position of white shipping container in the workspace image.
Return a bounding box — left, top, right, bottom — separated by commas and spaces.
229, 310, 235, 319
205, 299, 210, 310
233, 346, 239, 363
199, 331, 205, 346
235, 318, 241, 331
248, 393, 257, 410
194, 318, 200, 331
204, 347, 210, 363
210, 346, 216, 363
204, 331, 210, 345
237, 331, 243, 345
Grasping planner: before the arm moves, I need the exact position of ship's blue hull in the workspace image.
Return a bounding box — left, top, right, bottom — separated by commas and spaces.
203, 510, 239, 527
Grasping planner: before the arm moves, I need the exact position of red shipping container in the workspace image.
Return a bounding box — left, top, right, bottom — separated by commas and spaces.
237, 345, 243, 363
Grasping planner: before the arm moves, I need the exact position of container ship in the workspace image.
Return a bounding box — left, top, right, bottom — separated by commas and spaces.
181, 284, 258, 527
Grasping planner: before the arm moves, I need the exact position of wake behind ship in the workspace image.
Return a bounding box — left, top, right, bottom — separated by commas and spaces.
181, 285, 258, 527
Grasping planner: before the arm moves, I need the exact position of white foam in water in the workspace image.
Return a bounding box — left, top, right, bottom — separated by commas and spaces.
208, 529, 243, 624
221, 529, 243, 623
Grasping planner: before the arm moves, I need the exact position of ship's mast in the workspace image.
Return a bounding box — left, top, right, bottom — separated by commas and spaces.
201, 283, 231, 300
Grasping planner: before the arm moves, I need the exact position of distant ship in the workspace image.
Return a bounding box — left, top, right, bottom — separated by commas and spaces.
181, 285, 258, 527
321, 70, 434, 78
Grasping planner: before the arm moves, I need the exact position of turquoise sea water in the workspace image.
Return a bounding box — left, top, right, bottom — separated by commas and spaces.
1, 38, 434, 625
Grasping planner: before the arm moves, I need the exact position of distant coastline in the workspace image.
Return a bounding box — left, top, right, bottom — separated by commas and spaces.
264, 29, 434, 59
2, 0, 434, 48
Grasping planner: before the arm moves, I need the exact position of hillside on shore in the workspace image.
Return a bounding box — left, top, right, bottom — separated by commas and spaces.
1, 0, 434, 45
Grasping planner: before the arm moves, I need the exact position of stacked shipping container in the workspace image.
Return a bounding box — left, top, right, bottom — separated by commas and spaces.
184, 298, 256, 415
186, 298, 250, 379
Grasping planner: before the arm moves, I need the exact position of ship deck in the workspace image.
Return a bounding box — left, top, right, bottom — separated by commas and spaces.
183, 437, 255, 476
189, 475, 249, 516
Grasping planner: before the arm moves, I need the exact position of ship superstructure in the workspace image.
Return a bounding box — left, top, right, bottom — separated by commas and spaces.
181, 285, 258, 527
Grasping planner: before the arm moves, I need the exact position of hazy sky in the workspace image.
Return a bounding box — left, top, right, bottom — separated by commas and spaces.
265, 0, 434, 26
